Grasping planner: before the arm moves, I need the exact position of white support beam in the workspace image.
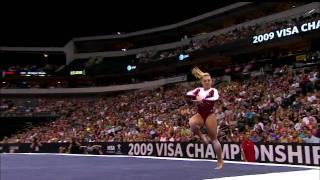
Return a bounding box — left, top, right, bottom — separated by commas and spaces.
64, 41, 75, 65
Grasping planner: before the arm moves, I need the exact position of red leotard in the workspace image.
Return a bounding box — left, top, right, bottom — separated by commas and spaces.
186, 87, 219, 121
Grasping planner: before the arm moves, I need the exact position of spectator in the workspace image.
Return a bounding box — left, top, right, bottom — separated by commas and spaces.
303, 130, 320, 143
240, 133, 255, 162
289, 131, 303, 143
30, 137, 42, 153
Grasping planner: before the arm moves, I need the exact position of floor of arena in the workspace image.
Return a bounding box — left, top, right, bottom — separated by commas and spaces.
1, 153, 319, 180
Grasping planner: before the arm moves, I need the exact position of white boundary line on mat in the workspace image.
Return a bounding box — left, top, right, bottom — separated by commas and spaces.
203, 169, 320, 180
4, 153, 320, 170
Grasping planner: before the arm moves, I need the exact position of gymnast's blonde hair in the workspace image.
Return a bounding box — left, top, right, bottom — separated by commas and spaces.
191, 67, 210, 80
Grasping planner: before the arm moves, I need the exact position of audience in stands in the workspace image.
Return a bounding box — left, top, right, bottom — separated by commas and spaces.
1, 64, 319, 144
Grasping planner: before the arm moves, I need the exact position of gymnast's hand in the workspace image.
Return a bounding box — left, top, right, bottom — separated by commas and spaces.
192, 96, 203, 105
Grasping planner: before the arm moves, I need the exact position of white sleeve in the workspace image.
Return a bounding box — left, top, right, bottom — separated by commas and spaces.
204, 88, 219, 101
186, 88, 199, 96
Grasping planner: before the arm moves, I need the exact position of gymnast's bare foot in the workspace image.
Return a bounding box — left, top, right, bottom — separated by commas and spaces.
215, 160, 224, 170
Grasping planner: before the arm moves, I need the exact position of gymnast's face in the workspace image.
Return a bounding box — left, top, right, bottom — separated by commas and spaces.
201, 75, 212, 90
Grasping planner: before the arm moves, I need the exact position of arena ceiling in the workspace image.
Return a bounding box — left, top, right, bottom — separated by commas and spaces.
0, 1, 233, 47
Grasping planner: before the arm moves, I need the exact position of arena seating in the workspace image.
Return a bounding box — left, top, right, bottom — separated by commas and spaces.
1, 64, 319, 144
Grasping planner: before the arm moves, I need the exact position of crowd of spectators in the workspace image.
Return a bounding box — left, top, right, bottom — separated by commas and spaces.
0, 99, 70, 116
1, 64, 319, 145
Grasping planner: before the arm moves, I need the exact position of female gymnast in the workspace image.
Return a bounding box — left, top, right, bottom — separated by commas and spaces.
186, 67, 223, 169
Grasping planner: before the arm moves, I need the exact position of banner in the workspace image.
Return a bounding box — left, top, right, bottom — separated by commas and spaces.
121, 143, 320, 166
252, 20, 320, 44
0, 142, 319, 166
